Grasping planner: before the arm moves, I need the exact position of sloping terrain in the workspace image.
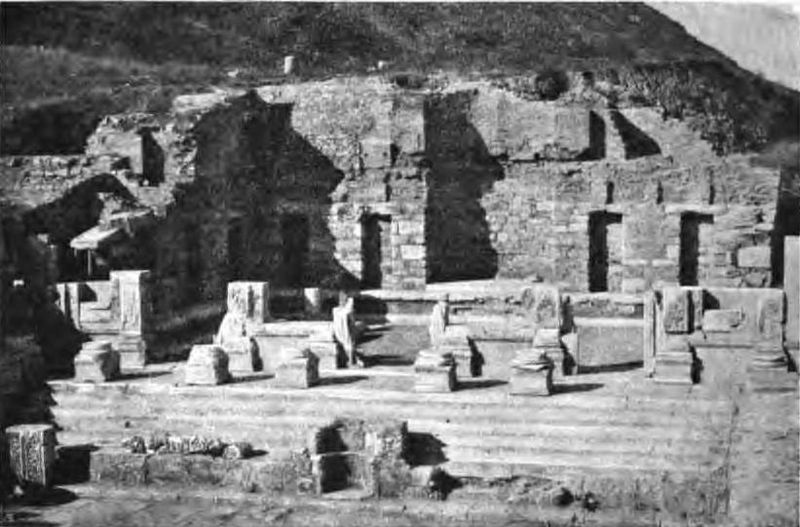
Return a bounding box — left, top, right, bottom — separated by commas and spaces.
0, 2, 798, 155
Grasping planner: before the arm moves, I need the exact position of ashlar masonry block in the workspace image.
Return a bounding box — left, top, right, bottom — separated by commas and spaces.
662, 287, 690, 334
509, 352, 554, 396
185, 345, 230, 386
413, 350, 457, 393
6, 424, 57, 489
274, 348, 320, 389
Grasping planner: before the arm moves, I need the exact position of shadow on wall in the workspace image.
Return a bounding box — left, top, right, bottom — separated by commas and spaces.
608, 110, 661, 159
163, 93, 361, 311
425, 91, 505, 283
771, 167, 800, 286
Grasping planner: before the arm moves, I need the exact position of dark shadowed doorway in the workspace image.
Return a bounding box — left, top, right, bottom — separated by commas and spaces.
588, 211, 623, 292
679, 212, 714, 286
281, 214, 309, 287
362, 214, 391, 289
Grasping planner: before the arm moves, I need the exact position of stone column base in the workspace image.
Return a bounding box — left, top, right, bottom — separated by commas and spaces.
185, 345, 230, 385
74, 341, 120, 382
275, 349, 320, 389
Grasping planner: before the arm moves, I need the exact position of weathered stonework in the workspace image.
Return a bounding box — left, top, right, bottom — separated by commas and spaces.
662, 287, 691, 334
6, 424, 57, 489
185, 345, 230, 385
74, 340, 120, 382
274, 348, 320, 389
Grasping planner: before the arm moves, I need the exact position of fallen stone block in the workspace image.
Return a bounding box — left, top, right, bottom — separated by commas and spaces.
224, 338, 262, 373
185, 345, 230, 386
274, 348, 320, 389
74, 340, 120, 382
6, 424, 57, 489
413, 350, 457, 393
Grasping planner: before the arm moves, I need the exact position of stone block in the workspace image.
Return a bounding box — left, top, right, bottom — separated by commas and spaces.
304, 288, 324, 317
116, 335, 147, 369
274, 349, 319, 389
509, 354, 553, 396
436, 326, 474, 378
757, 292, 785, 343
227, 282, 270, 323
737, 245, 771, 269
306, 334, 342, 371
223, 442, 255, 460
6, 424, 57, 489
525, 285, 562, 329
74, 340, 120, 382
90, 449, 148, 486
784, 236, 799, 347
225, 338, 262, 373
702, 309, 744, 333
662, 287, 690, 334
533, 328, 561, 348
654, 337, 694, 385
643, 291, 657, 377
185, 345, 230, 386
111, 270, 151, 335
413, 350, 456, 393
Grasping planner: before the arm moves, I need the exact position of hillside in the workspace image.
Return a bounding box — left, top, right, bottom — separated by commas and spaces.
1, 2, 798, 155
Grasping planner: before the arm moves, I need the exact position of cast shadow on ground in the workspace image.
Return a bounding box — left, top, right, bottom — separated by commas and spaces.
457, 379, 507, 390
117, 370, 172, 381
53, 444, 99, 485
316, 375, 368, 387
551, 382, 604, 394
228, 373, 275, 385
361, 355, 415, 367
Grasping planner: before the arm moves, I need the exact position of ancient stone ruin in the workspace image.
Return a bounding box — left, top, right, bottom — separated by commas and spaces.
0, 72, 797, 525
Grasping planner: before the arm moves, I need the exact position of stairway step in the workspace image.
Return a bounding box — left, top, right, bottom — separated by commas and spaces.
51, 399, 731, 431
441, 453, 721, 479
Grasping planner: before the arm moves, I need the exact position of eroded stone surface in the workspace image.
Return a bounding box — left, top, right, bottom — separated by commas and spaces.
662, 287, 690, 334
6, 423, 56, 489
185, 345, 230, 385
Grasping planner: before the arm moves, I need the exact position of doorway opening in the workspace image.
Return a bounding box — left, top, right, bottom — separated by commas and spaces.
280, 214, 309, 287
588, 211, 623, 292
679, 212, 713, 286
362, 214, 392, 289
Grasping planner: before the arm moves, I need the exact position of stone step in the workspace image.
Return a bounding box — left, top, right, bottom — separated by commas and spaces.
50, 394, 731, 430
441, 453, 723, 480
54, 417, 726, 462
49, 379, 732, 412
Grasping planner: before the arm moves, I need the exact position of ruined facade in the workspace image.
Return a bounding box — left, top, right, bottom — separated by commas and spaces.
0, 76, 787, 318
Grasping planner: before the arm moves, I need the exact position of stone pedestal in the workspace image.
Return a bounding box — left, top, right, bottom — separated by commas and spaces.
662, 287, 690, 334
304, 288, 324, 317
643, 290, 657, 377
532, 328, 569, 379
227, 281, 270, 323
306, 328, 342, 370
185, 345, 230, 386
225, 337, 262, 373
436, 326, 474, 378
74, 340, 120, 382
750, 343, 789, 372
111, 270, 152, 367
6, 424, 56, 489
654, 337, 695, 385
413, 350, 456, 393
509, 352, 553, 396
784, 236, 799, 349
274, 348, 319, 389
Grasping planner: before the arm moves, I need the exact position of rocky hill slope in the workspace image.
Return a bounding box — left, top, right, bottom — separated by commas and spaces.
1, 2, 797, 155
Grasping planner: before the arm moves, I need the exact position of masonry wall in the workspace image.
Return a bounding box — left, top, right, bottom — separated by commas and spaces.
481, 155, 780, 291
